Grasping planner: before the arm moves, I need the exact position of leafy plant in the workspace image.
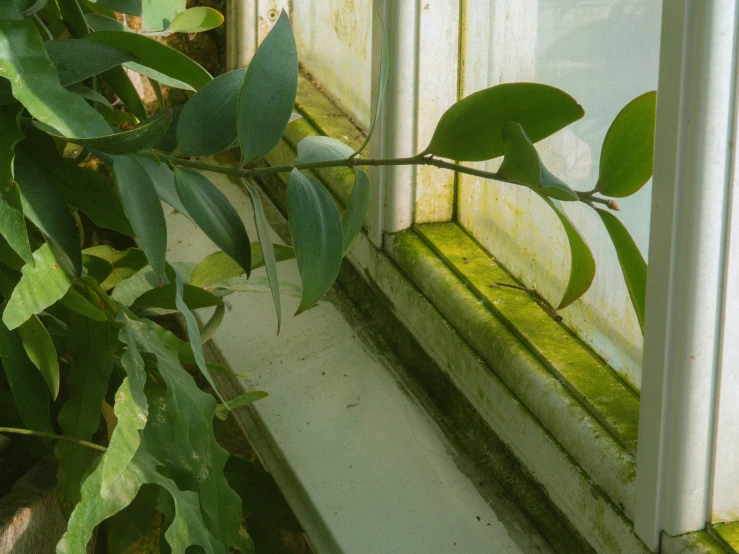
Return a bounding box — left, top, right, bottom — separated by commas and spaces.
0, 1, 655, 552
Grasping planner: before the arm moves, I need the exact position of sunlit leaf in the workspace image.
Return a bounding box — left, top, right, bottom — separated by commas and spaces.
295, 135, 354, 164
0, 104, 33, 265
141, 0, 185, 31
18, 314, 60, 398
167, 7, 223, 33
287, 170, 343, 314
130, 282, 223, 312
539, 196, 596, 310
238, 10, 298, 164
3, 243, 74, 330
176, 68, 246, 156
596, 91, 657, 198
426, 83, 584, 162
174, 167, 251, 275
190, 245, 295, 289
215, 391, 268, 420
83, 245, 149, 290
45, 38, 136, 86
113, 155, 168, 283
0, 9, 110, 138
596, 209, 647, 331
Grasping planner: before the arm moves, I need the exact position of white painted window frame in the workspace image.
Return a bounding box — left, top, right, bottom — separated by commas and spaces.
227, 1, 739, 549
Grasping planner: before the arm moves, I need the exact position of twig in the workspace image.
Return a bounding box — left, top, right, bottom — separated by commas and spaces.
0, 427, 108, 452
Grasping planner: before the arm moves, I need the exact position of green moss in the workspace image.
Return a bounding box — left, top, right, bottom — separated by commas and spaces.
712, 522, 739, 553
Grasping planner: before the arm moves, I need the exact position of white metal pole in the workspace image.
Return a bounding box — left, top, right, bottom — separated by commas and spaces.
635, 0, 739, 549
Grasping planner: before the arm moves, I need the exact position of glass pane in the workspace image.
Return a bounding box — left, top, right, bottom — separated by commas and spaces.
457, 0, 662, 389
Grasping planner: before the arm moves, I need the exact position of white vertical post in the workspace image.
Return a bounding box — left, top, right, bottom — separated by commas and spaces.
367, 0, 419, 246
635, 0, 739, 549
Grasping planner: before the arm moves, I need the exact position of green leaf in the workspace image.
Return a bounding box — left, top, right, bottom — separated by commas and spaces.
176, 68, 246, 156
174, 167, 252, 276
20, 130, 133, 236
83, 245, 148, 290
242, 180, 285, 329
342, 169, 370, 255
0, 104, 33, 265
66, 83, 115, 108
354, 15, 388, 156
238, 10, 298, 164
294, 135, 354, 163
55, 315, 114, 517
150, 103, 182, 152
101, 66, 148, 122
0, 9, 111, 138
82, 252, 114, 283
596, 209, 647, 332
286, 170, 343, 314
135, 152, 190, 218
130, 282, 223, 312
498, 122, 578, 201
215, 391, 268, 420
3, 243, 74, 330
426, 83, 584, 162
85, 12, 132, 33
207, 276, 301, 298
168, 265, 227, 405
57, 0, 90, 38
141, 0, 185, 31
167, 7, 223, 33
87, 0, 141, 17
539, 197, 596, 310
15, 148, 83, 276
18, 314, 59, 398
224, 456, 302, 531
21, 0, 51, 17
596, 91, 657, 198
113, 155, 168, 283
110, 263, 195, 307
190, 245, 295, 288
59, 286, 107, 321
107, 485, 159, 554
36, 110, 172, 155
0, 319, 54, 440
85, 31, 212, 90
45, 39, 136, 87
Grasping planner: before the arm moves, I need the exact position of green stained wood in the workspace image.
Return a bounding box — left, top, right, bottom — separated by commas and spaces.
712, 522, 739, 554
416, 222, 639, 453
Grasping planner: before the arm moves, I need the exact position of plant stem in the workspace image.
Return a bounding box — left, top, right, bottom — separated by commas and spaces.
156, 152, 618, 210
0, 427, 108, 452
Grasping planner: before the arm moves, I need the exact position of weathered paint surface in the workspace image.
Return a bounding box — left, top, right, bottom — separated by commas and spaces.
456, 0, 662, 389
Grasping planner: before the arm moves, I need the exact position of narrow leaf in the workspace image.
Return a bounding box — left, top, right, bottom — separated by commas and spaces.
15, 148, 83, 276
190, 245, 295, 288
18, 314, 60, 398
0, 104, 33, 265
21, 0, 51, 17
242, 180, 285, 329
57, 0, 89, 38
286, 170, 343, 314
3, 243, 74, 330
113, 155, 167, 282
354, 15, 388, 156
215, 391, 268, 420
36, 110, 172, 155
238, 10, 298, 164
426, 83, 584, 162
596, 91, 657, 198
174, 167, 251, 275
167, 7, 223, 33
596, 209, 647, 331
56, 315, 114, 517
0, 9, 110, 138
59, 287, 107, 322
176, 68, 246, 156
130, 283, 223, 312
342, 169, 371, 254
45, 38, 136, 86
101, 66, 148, 122
86, 31, 212, 90
539, 196, 596, 310
136, 152, 190, 218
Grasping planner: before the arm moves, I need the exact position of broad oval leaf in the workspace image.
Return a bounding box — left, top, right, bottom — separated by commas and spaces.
596, 91, 657, 198
190, 245, 295, 288
0, 11, 110, 138
167, 7, 223, 33
596, 209, 647, 332
15, 147, 83, 276
426, 83, 584, 162
287, 169, 343, 314
498, 122, 578, 201
238, 10, 298, 165
130, 282, 223, 312
539, 196, 596, 310
113, 155, 167, 282
35, 110, 172, 155
85, 31, 212, 90
141, 0, 185, 31
342, 169, 370, 255
174, 167, 251, 275
45, 39, 136, 87
136, 152, 190, 217
176, 68, 246, 156
18, 315, 60, 398
295, 135, 354, 164
3, 243, 75, 330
